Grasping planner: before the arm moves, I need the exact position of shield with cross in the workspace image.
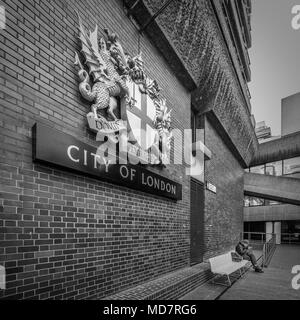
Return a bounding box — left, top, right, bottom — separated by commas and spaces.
122, 81, 158, 161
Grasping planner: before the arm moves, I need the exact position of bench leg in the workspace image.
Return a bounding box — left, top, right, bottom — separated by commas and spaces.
227, 275, 231, 287
239, 268, 244, 278
211, 274, 231, 287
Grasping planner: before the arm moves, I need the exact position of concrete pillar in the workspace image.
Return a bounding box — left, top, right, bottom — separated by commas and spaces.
266, 222, 273, 242
274, 222, 281, 245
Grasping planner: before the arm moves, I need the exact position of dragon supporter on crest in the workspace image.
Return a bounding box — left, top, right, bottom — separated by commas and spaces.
74, 15, 172, 165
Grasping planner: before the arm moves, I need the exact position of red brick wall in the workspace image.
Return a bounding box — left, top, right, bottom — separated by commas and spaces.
0, 0, 191, 299
203, 116, 244, 259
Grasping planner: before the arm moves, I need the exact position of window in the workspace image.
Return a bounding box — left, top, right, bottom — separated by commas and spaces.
281, 221, 300, 244
264, 199, 282, 206
249, 197, 265, 207
250, 165, 265, 174
244, 196, 265, 207
244, 196, 250, 207
244, 222, 266, 241
244, 196, 282, 207
283, 157, 300, 175
250, 158, 300, 176
265, 161, 283, 176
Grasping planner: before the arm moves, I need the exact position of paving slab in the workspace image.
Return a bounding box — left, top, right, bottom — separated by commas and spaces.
219, 245, 300, 300
180, 251, 262, 300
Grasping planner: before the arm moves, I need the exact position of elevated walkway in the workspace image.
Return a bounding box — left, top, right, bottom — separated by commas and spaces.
244, 204, 300, 222
244, 173, 300, 205
250, 130, 300, 167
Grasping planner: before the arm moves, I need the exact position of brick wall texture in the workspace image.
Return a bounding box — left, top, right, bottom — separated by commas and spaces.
0, 0, 191, 299
203, 116, 244, 260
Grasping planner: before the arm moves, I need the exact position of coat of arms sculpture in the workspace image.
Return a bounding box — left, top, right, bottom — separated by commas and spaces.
74, 15, 172, 165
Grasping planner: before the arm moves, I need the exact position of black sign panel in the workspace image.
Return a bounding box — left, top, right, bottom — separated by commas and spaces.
32, 123, 182, 201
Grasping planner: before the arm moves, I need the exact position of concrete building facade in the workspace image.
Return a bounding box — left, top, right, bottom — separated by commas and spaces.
282, 92, 300, 136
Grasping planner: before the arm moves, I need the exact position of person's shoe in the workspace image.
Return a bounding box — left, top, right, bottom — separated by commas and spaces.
254, 267, 264, 273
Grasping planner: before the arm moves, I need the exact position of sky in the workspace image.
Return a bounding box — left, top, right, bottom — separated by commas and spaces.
249, 0, 300, 136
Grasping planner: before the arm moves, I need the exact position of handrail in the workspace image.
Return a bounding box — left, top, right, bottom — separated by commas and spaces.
242, 231, 274, 244
262, 235, 276, 267
241, 232, 277, 268
281, 233, 300, 245
243, 232, 300, 245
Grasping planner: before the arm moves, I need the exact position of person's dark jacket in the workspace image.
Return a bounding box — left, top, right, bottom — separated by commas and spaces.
235, 242, 247, 256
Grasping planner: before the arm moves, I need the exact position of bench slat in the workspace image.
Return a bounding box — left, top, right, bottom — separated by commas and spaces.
209, 252, 248, 275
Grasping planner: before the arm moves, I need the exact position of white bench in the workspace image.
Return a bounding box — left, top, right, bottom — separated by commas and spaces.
209, 251, 249, 286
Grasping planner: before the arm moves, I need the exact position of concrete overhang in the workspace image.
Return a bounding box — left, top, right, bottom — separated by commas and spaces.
244, 204, 300, 222
251, 131, 300, 166
244, 172, 300, 206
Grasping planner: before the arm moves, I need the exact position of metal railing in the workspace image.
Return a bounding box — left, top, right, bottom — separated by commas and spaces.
281, 233, 300, 245
262, 235, 276, 267
241, 232, 276, 268
243, 232, 300, 245
243, 231, 268, 244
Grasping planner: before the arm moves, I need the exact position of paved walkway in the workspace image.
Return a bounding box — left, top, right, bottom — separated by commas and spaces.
220, 245, 300, 300
180, 250, 261, 300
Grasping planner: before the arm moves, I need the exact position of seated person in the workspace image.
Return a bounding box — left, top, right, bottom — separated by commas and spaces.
235, 240, 264, 273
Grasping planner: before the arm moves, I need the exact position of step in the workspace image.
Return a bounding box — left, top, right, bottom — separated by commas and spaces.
102, 263, 213, 300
